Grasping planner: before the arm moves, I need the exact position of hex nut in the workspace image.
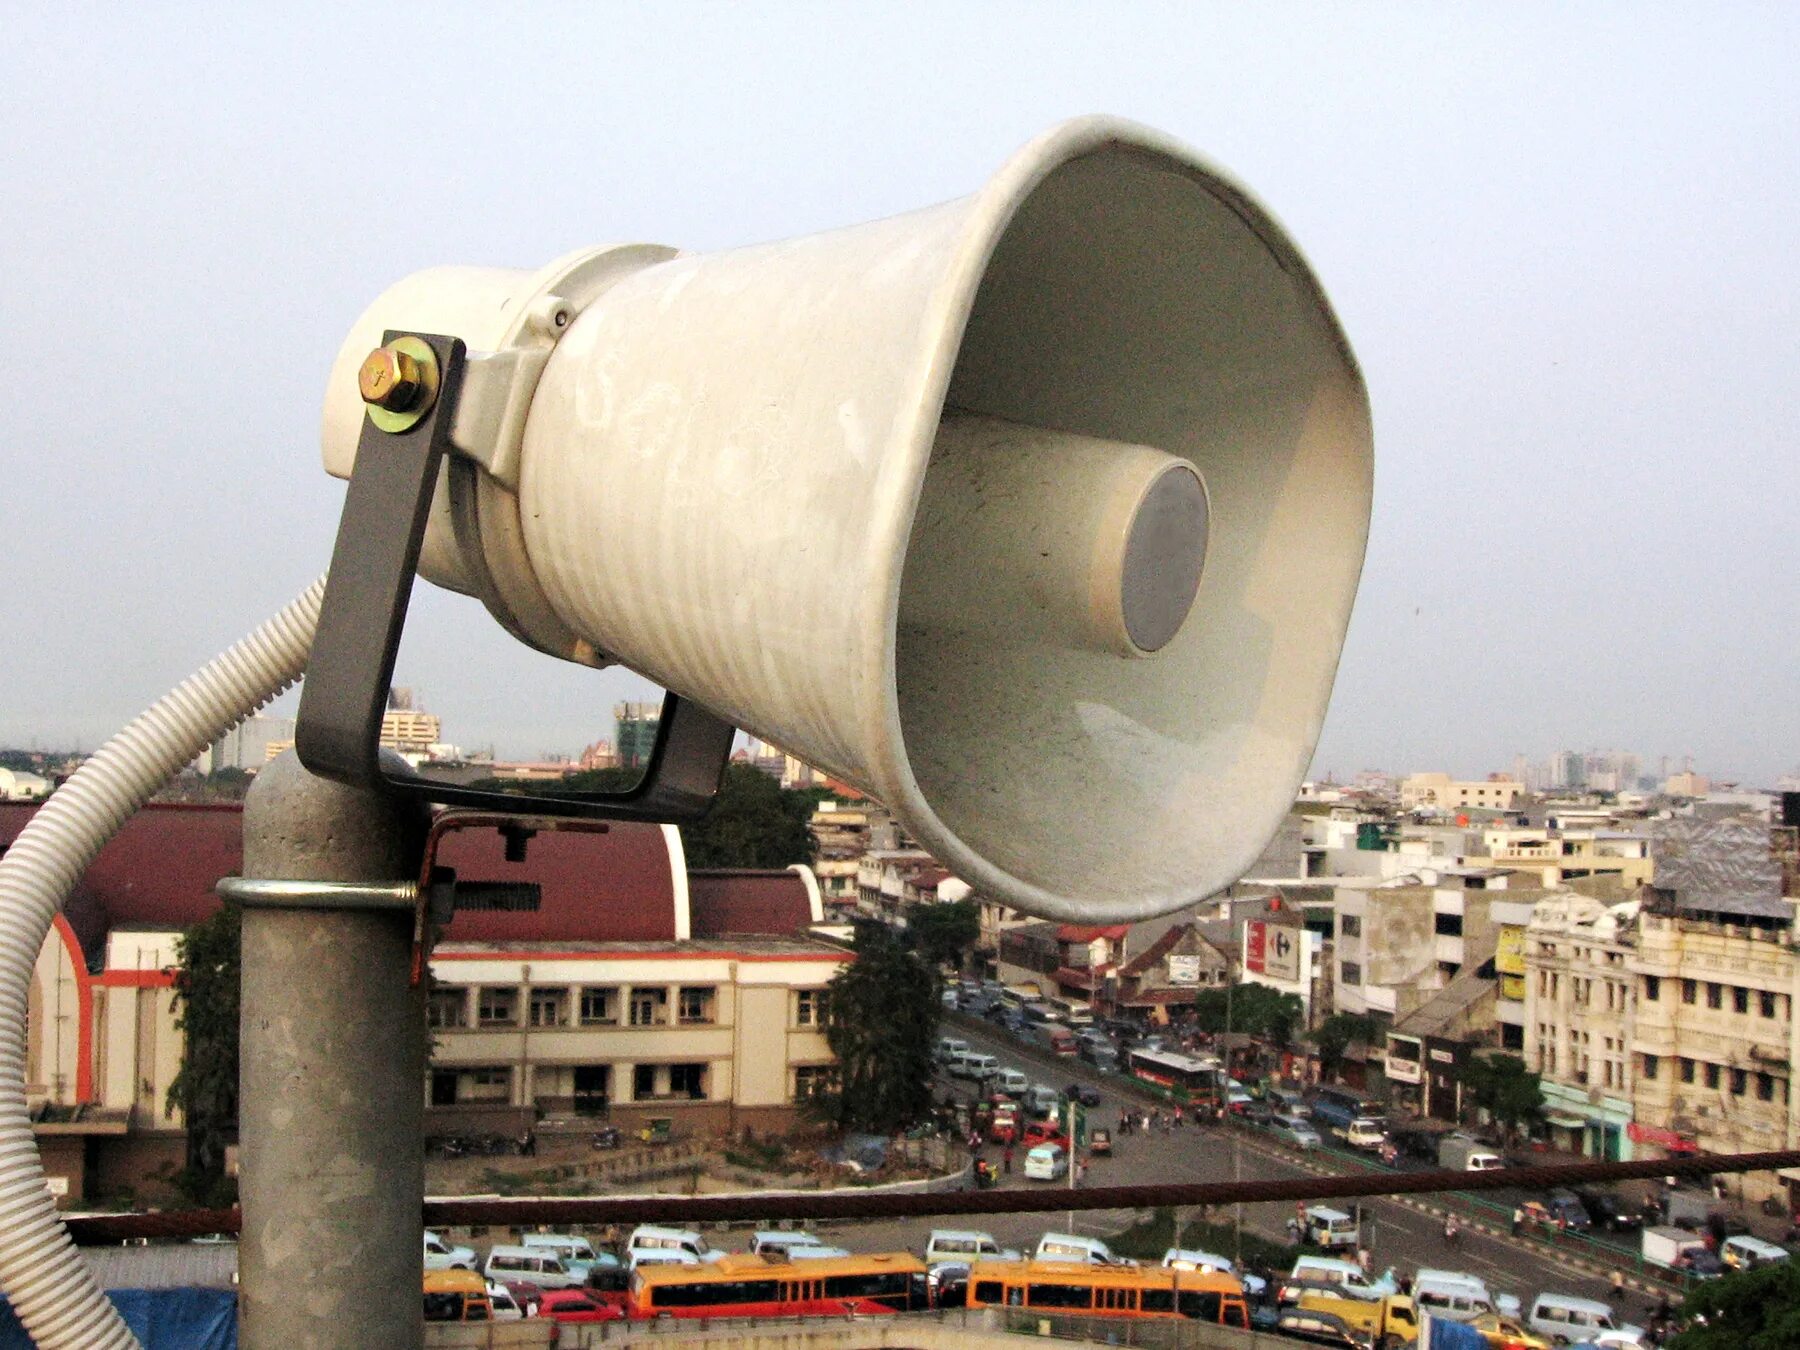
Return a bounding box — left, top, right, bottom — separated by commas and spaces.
358, 346, 423, 412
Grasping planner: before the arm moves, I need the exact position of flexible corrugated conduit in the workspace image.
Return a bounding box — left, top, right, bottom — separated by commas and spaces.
0, 578, 325, 1348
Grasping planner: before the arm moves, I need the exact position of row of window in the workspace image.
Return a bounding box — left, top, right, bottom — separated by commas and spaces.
1649, 976, 1788, 1021
443, 1060, 835, 1105
1641, 1054, 1790, 1103
427, 985, 829, 1030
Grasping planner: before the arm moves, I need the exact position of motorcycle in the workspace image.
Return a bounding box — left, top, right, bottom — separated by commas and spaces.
591, 1125, 623, 1151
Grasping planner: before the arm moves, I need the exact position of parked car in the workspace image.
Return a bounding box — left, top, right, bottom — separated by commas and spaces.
1269, 1113, 1323, 1150
1571, 1187, 1645, 1232
536, 1288, 624, 1323
1063, 1082, 1101, 1107
1271, 1307, 1366, 1348
424, 1230, 476, 1271
1088, 1128, 1113, 1157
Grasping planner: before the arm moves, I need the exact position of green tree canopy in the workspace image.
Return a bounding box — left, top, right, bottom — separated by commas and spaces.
680, 763, 817, 869
908, 899, 980, 971
1670, 1259, 1800, 1350
1193, 983, 1305, 1045
167, 899, 242, 1205
815, 926, 941, 1133
1460, 1052, 1544, 1140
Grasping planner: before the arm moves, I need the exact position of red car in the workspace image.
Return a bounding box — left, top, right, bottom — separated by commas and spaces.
535, 1288, 624, 1323
1021, 1120, 1072, 1151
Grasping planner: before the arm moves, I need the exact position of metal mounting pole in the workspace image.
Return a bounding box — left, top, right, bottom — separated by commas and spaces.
236, 751, 429, 1350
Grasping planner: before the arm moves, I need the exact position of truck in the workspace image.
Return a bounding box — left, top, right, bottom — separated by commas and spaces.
1642, 1224, 1710, 1271
1437, 1134, 1505, 1172
1296, 1290, 1420, 1349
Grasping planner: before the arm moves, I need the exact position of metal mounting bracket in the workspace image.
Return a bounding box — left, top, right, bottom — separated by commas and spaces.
295, 329, 736, 825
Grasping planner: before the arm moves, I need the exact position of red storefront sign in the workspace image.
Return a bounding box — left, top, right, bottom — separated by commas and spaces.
1245, 920, 1267, 974
1628, 1122, 1699, 1153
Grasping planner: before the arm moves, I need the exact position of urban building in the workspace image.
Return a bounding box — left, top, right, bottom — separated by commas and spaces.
614, 701, 662, 769
1399, 774, 1524, 814
6, 800, 845, 1205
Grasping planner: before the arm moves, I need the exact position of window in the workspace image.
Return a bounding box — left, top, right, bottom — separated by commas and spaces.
1704, 1063, 1721, 1090
1642, 1054, 1659, 1081
1501, 1023, 1524, 1051
579, 987, 618, 1025
1757, 1073, 1775, 1102
1682, 980, 1697, 1005
1680, 1057, 1695, 1084
427, 989, 467, 1029
678, 987, 717, 1024
477, 987, 518, 1026
1643, 975, 1660, 1002
793, 1065, 834, 1101
795, 989, 827, 1027
1706, 983, 1722, 1010
1733, 987, 1749, 1015
528, 987, 567, 1028
1340, 915, 1361, 938
1434, 912, 1463, 937
630, 987, 669, 1027
1730, 1069, 1747, 1096
1026, 1282, 1093, 1309
634, 1062, 708, 1100
463, 1067, 511, 1102
1340, 962, 1362, 986
1761, 991, 1779, 1019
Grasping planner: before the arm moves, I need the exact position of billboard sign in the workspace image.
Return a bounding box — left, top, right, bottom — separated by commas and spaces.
1244, 920, 1300, 982
1167, 954, 1201, 986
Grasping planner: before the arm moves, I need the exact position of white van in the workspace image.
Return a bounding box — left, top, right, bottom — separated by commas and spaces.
1302, 1206, 1360, 1250
936, 1037, 970, 1065
424, 1230, 476, 1270
923, 1229, 1021, 1266
1023, 1143, 1068, 1181
520, 1232, 617, 1277
1034, 1233, 1130, 1265
950, 1052, 999, 1082
1721, 1234, 1791, 1271
1527, 1293, 1643, 1344
483, 1244, 580, 1289
1282, 1257, 1395, 1303
1414, 1270, 1497, 1323
995, 1068, 1030, 1096
625, 1225, 721, 1267
1164, 1249, 1265, 1295
1024, 1084, 1061, 1116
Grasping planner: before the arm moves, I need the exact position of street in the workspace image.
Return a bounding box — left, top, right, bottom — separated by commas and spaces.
812, 1022, 1661, 1321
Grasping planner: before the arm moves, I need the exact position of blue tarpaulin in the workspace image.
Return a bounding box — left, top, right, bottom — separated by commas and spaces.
0, 1288, 236, 1349
1422, 1315, 1488, 1350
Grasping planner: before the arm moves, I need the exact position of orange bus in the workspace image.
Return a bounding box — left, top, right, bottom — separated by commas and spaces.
965, 1259, 1250, 1327
627, 1251, 930, 1319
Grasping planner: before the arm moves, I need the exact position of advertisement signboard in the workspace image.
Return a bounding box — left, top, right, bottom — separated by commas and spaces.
1167, 954, 1201, 986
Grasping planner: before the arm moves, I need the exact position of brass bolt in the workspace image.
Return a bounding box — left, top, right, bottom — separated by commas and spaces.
358, 345, 423, 412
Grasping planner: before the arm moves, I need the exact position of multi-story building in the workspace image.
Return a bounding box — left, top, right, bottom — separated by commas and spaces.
7, 800, 846, 1205
1523, 886, 1640, 1160
1399, 774, 1524, 814
614, 700, 662, 769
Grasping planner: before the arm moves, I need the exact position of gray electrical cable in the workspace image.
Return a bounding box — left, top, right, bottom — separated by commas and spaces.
0, 578, 324, 1349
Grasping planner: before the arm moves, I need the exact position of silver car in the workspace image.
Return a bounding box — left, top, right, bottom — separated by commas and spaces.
1269, 1113, 1322, 1149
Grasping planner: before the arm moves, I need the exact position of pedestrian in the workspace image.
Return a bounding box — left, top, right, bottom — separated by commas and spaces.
1511, 1205, 1524, 1236
1173, 1105, 1183, 1128
1077, 1156, 1089, 1185
1609, 1269, 1625, 1306
1003, 1144, 1013, 1174
1286, 1218, 1302, 1246
1357, 1247, 1371, 1275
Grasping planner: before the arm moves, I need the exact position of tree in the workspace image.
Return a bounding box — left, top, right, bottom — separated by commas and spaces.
815, 926, 941, 1133
680, 764, 816, 869
1315, 1013, 1379, 1081
1460, 1052, 1544, 1141
166, 899, 242, 1205
1669, 1259, 1800, 1349
1193, 983, 1305, 1046
908, 899, 981, 971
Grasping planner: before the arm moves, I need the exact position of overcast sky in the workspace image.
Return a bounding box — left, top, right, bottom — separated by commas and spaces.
3, 5, 1796, 788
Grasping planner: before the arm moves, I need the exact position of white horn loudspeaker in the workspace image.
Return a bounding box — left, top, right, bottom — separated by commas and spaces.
318, 117, 1373, 923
